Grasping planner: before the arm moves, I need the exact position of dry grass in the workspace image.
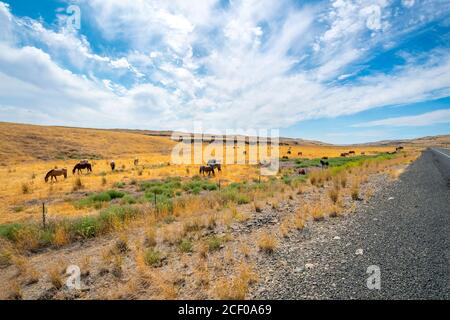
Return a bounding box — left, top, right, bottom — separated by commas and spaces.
213, 263, 257, 299
48, 266, 63, 289
279, 218, 291, 238
311, 203, 326, 221
351, 184, 360, 201
328, 187, 340, 204
257, 231, 278, 253
293, 212, 306, 229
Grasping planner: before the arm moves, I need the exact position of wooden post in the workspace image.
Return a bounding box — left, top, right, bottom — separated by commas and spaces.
42, 202, 46, 229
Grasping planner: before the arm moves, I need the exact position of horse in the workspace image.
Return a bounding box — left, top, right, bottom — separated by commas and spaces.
298, 168, 307, 175
320, 160, 329, 168
73, 162, 92, 175
349, 151, 356, 155
298, 152, 303, 156
200, 165, 215, 177
45, 168, 67, 183
207, 160, 222, 172
110, 161, 116, 171
340, 153, 348, 157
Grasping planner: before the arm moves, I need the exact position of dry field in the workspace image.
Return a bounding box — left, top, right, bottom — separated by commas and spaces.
0, 122, 422, 300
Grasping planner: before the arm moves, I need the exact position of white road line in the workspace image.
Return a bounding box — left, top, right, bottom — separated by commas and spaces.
432, 148, 450, 159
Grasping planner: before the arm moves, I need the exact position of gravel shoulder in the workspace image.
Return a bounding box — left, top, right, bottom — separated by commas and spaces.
251, 149, 450, 300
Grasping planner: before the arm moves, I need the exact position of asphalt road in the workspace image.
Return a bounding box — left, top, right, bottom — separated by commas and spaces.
353, 148, 450, 299
255, 148, 450, 299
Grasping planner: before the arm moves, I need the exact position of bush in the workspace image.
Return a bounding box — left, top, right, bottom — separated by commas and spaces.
179, 239, 193, 253
144, 249, 163, 267
208, 236, 223, 252
113, 182, 126, 189
75, 190, 125, 208
70, 216, 101, 239
121, 195, 136, 205
0, 224, 22, 242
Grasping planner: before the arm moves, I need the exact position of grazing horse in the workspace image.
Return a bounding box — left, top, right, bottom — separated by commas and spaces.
340, 153, 348, 157
320, 160, 329, 168
200, 166, 215, 177
110, 161, 116, 171
298, 152, 303, 156
349, 151, 356, 155
73, 162, 92, 175
207, 160, 222, 172
45, 168, 67, 183
298, 168, 307, 175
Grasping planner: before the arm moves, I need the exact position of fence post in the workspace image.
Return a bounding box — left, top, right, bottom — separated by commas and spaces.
42, 202, 46, 229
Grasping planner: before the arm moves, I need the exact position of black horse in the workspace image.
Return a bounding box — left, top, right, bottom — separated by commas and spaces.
73, 162, 92, 175
320, 160, 329, 169
207, 160, 222, 172
200, 165, 215, 177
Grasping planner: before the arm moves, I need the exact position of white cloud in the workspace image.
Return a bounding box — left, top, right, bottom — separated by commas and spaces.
0, 0, 449, 134
352, 109, 450, 127
402, 0, 415, 8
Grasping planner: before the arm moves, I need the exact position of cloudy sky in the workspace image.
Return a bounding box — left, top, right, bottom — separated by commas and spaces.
0, 0, 449, 144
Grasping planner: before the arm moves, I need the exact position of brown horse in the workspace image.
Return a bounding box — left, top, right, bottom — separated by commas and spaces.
45, 168, 67, 182
73, 162, 92, 175
110, 161, 116, 171
200, 166, 215, 177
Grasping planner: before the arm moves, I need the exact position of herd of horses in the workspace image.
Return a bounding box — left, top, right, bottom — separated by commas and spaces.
44, 158, 223, 182
44, 147, 404, 182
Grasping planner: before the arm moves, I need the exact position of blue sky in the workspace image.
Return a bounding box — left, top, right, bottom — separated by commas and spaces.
0, 0, 449, 144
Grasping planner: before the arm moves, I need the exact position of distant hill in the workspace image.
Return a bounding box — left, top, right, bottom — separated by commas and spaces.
0, 122, 448, 164
359, 135, 450, 148
0, 122, 175, 164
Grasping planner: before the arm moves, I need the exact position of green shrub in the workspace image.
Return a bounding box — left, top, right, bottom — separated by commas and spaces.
144, 249, 163, 267
113, 182, 126, 189
75, 190, 125, 208
0, 223, 22, 242
208, 236, 223, 252
0, 249, 13, 267
120, 195, 136, 205
70, 216, 101, 239
179, 239, 193, 253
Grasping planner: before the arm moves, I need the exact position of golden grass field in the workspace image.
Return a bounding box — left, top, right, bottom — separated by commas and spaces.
0, 122, 402, 225
0, 122, 433, 300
